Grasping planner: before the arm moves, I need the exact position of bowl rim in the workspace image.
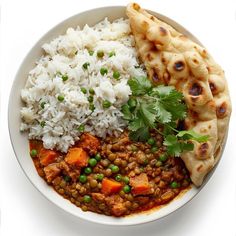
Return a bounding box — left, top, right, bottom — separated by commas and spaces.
8, 5, 225, 226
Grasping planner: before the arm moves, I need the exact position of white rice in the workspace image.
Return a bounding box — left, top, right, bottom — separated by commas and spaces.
20, 18, 146, 152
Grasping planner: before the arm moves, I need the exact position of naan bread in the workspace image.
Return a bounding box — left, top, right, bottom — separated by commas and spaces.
126, 3, 231, 186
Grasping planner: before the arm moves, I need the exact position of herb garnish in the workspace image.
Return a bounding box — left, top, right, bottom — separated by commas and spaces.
121, 76, 209, 156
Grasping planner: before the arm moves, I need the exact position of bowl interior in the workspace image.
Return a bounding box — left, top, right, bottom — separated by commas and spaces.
9, 6, 214, 226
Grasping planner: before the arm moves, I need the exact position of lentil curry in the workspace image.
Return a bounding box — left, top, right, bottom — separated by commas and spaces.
30, 130, 191, 217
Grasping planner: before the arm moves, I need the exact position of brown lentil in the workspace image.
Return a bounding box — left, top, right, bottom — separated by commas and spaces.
89, 179, 98, 188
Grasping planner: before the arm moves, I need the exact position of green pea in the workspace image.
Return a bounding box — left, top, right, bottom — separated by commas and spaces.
84, 167, 92, 175
89, 104, 95, 111
113, 71, 120, 80
111, 165, 119, 173
40, 121, 46, 127
88, 50, 94, 56
128, 98, 137, 108
122, 176, 129, 184
82, 62, 90, 70
77, 124, 85, 132
78, 174, 87, 183
57, 95, 64, 102
83, 195, 92, 203
159, 154, 168, 162
30, 149, 37, 157
89, 158, 97, 167
170, 181, 180, 189
40, 101, 46, 109
102, 100, 111, 108
151, 146, 158, 153
95, 153, 101, 161
88, 96, 93, 103
147, 138, 155, 146
100, 67, 108, 76
81, 87, 87, 94
115, 174, 122, 182
97, 50, 104, 58
62, 74, 68, 81
89, 88, 95, 95
109, 51, 116, 57
123, 185, 131, 193
96, 173, 104, 181
64, 175, 71, 182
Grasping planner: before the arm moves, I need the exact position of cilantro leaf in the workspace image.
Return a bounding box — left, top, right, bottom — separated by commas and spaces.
163, 89, 184, 101
163, 135, 178, 146
121, 104, 133, 120
151, 85, 174, 97
128, 116, 144, 131
139, 102, 156, 128
129, 127, 150, 142
177, 130, 209, 142
128, 76, 152, 95
150, 86, 186, 121
155, 102, 172, 123
180, 142, 194, 151
163, 135, 182, 156
159, 90, 186, 121
164, 135, 195, 156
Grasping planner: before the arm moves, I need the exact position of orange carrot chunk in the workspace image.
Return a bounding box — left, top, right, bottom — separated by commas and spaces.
130, 173, 151, 195
65, 147, 89, 168
39, 149, 58, 166
77, 133, 100, 153
101, 178, 122, 195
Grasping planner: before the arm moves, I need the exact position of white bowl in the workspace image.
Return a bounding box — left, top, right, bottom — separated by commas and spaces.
8, 6, 220, 226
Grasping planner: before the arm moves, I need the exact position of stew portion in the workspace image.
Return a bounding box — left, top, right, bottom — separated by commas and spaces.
30, 131, 191, 216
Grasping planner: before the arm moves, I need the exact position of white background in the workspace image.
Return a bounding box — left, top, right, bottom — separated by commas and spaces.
1, 0, 236, 235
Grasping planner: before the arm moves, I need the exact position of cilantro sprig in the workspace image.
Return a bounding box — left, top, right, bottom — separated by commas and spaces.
121, 76, 209, 157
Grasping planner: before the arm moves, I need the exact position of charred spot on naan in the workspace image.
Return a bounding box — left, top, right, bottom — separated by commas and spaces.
209, 82, 217, 95
189, 83, 202, 96
133, 2, 141, 11
188, 82, 206, 105
146, 25, 171, 50
159, 26, 168, 36
152, 71, 160, 83
198, 142, 209, 157
196, 164, 204, 172
141, 20, 149, 32
161, 57, 167, 64
174, 61, 185, 71
166, 55, 189, 82
186, 82, 215, 111
150, 15, 155, 21
216, 102, 228, 118
150, 69, 168, 85
208, 74, 225, 95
